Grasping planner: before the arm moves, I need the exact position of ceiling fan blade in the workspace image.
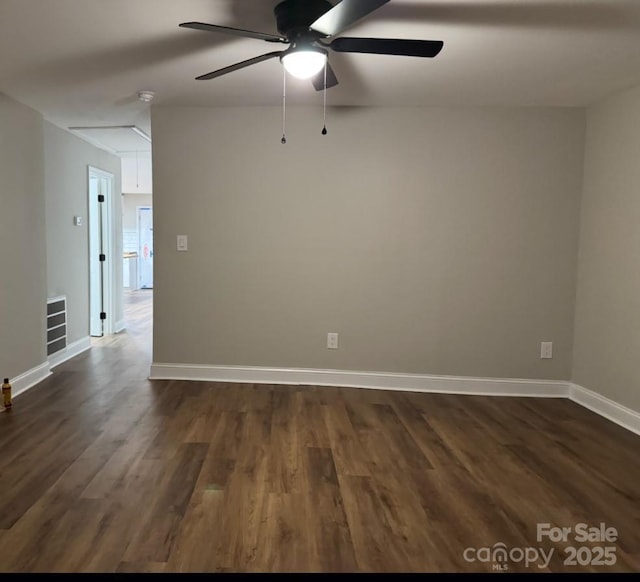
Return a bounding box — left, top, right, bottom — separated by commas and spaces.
311, 62, 339, 91
310, 0, 390, 37
330, 37, 444, 57
195, 51, 284, 80
179, 22, 287, 44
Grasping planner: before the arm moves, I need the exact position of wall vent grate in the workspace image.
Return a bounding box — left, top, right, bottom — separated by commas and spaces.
47, 296, 67, 357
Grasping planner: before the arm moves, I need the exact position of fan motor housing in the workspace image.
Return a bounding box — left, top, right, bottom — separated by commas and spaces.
274, 0, 333, 36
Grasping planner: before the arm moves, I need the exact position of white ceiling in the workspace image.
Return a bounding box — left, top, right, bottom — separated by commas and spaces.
2, 0, 640, 153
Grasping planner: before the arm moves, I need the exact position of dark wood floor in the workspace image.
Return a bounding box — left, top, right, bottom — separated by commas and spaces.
1, 289, 639, 573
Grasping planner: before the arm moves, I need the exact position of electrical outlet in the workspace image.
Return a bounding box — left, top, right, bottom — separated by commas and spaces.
541, 341, 553, 359
327, 332, 339, 350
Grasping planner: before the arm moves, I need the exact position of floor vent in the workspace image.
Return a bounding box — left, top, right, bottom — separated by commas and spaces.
47, 296, 67, 357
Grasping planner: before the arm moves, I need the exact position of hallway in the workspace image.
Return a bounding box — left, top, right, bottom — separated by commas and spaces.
94, 289, 153, 357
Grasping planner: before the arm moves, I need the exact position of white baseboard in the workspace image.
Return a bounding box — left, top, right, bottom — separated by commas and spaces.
10, 361, 52, 399
3, 337, 91, 406
570, 383, 640, 436
48, 336, 91, 369
149, 363, 570, 398
115, 320, 125, 333
8, 360, 636, 436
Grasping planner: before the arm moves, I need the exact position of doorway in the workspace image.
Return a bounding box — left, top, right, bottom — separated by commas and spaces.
88, 166, 115, 337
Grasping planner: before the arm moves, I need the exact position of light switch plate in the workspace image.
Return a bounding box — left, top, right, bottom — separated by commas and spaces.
177, 235, 188, 251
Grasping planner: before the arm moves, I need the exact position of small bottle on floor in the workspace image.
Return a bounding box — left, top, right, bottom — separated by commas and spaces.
2, 377, 12, 410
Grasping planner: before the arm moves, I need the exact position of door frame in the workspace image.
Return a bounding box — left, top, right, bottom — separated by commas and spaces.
88, 166, 116, 336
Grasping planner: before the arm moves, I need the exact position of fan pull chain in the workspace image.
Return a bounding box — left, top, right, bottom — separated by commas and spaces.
322, 61, 328, 135
281, 68, 287, 144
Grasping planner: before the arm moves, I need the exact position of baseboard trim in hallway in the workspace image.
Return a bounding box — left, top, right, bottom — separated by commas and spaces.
48, 336, 91, 370
150, 363, 640, 436
8, 361, 52, 399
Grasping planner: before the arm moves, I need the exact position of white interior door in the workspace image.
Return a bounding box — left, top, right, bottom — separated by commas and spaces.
138, 207, 153, 289
89, 167, 114, 336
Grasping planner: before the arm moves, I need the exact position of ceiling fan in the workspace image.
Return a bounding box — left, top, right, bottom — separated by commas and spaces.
179, 0, 444, 91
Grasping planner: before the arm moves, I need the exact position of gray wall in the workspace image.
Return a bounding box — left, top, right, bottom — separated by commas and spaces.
44, 122, 123, 343
0, 94, 47, 380
573, 85, 640, 411
152, 106, 584, 380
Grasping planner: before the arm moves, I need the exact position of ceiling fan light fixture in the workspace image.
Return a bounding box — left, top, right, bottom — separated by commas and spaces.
281, 48, 327, 79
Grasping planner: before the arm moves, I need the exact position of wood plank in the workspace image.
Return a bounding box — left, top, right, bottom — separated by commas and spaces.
304, 447, 357, 572
164, 490, 226, 572
338, 474, 413, 572
122, 442, 209, 562
322, 403, 371, 477
210, 442, 271, 570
